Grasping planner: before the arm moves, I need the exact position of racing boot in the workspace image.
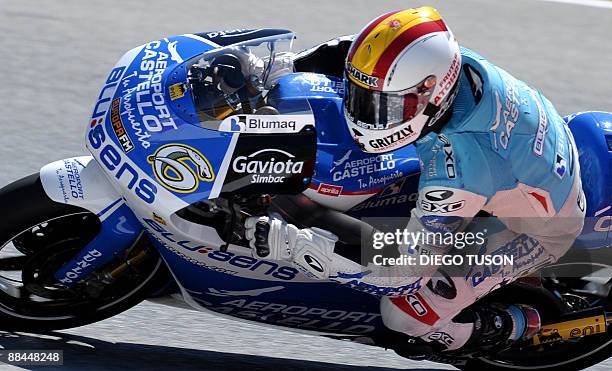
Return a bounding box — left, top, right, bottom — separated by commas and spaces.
458, 304, 541, 353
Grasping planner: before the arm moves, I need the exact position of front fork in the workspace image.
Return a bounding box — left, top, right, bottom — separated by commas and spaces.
40, 156, 145, 288
53, 200, 143, 287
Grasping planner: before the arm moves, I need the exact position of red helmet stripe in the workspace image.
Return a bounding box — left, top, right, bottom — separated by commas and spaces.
371, 19, 448, 87
347, 10, 403, 61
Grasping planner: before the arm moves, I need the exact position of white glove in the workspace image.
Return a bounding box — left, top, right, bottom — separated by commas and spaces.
245, 215, 338, 279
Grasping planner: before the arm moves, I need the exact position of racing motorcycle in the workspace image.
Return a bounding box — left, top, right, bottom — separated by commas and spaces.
0, 29, 611, 370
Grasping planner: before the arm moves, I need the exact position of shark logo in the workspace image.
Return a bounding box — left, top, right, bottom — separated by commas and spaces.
168, 41, 183, 63
148, 144, 214, 193
379, 178, 406, 198
330, 150, 352, 173
207, 286, 284, 297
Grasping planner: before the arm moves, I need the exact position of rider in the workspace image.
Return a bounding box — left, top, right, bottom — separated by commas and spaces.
244, 7, 586, 353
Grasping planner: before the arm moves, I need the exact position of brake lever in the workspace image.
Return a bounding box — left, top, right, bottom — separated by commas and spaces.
220, 194, 272, 253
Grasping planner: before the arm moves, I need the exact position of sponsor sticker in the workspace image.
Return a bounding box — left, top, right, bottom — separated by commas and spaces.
231, 149, 304, 184
531, 89, 547, 156
420, 199, 465, 213
197, 296, 382, 334
368, 126, 416, 152
118, 40, 179, 150
205, 29, 253, 39
532, 315, 606, 345
351, 178, 418, 212
434, 53, 460, 105
346, 62, 379, 88
110, 98, 135, 153
554, 153, 567, 179
57, 249, 103, 285
219, 114, 314, 134
490, 77, 522, 150
310, 78, 344, 94
148, 144, 214, 193
438, 135, 456, 179
169, 83, 186, 101
425, 189, 454, 202
357, 170, 403, 190
317, 183, 343, 197
331, 151, 396, 182
88, 98, 158, 204
389, 293, 440, 326
54, 158, 85, 204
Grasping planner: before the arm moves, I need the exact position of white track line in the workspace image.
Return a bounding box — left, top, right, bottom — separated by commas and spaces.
537, 0, 612, 9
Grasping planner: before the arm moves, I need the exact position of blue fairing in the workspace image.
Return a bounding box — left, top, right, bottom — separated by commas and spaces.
151, 236, 387, 336
566, 112, 612, 248
101, 35, 235, 205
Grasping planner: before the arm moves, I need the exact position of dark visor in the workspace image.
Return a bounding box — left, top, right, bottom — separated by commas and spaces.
344, 75, 436, 131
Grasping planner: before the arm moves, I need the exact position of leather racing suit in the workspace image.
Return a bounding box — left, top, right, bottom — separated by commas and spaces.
258, 39, 587, 350
375, 47, 586, 350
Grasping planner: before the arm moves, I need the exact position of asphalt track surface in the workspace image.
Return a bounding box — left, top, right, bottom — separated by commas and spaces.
0, 0, 610, 370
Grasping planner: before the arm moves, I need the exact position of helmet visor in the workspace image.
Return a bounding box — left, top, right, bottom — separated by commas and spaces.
344, 75, 436, 131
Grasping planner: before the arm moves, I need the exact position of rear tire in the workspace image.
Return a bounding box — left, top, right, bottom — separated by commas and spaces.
0, 174, 170, 331
462, 261, 612, 370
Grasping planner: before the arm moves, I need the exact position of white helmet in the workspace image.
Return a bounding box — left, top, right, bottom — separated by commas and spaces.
344, 7, 461, 153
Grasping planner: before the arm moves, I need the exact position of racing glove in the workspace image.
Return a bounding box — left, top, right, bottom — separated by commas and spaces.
244, 215, 338, 280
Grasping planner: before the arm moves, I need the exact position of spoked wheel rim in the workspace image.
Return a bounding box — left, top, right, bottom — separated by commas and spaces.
0, 212, 160, 321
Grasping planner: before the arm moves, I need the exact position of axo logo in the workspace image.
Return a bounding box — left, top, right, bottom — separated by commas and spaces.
425, 189, 453, 202
438, 135, 456, 179
420, 199, 465, 213
148, 144, 214, 193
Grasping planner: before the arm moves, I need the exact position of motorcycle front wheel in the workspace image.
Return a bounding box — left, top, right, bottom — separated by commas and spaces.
0, 173, 169, 331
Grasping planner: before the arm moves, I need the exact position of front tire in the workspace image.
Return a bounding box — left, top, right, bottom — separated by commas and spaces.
0, 174, 170, 331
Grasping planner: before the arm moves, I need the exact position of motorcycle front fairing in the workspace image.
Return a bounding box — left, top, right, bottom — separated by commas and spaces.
40, 31, 322, 291
34, 30, 398, 339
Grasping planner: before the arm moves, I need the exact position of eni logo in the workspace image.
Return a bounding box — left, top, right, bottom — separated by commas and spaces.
148, 144, 214, 193
531, 315, 606, 345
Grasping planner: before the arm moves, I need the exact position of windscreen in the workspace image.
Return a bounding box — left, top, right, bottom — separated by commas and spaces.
186, 33, 296, 127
